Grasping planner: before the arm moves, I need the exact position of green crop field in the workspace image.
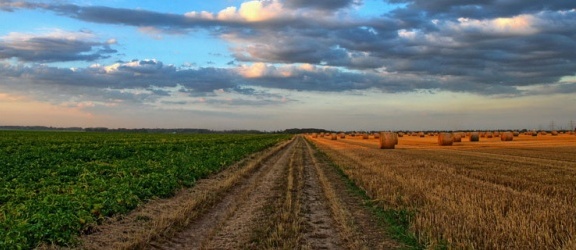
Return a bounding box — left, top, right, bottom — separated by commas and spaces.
0, 131, 291, 248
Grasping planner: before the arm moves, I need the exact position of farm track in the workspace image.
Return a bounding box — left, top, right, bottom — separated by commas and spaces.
79, 136, 398, 249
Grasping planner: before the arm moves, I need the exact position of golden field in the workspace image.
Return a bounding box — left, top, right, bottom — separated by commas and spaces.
309, 132, 576, 249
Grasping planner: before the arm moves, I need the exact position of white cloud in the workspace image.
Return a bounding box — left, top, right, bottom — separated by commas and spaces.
236, 1, 285, 22
185, 0, 288, 23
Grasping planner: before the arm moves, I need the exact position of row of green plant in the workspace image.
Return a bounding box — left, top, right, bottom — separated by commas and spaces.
0, 131, 291, 249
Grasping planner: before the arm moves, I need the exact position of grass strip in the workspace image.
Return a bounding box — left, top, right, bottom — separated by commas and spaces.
310, 143, 423, 250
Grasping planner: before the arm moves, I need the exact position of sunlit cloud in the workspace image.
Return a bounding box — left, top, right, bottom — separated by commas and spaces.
450, 15, 538, 36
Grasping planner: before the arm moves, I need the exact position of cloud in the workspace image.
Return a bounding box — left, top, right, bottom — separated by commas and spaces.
284, 0, 359, 11
0, 59, 236, 93
216, 1, 285, 22
449, 15, 538, 36
3, 0, 351, 30
388, 0, 576, 19
0, 0, 40, 11
2, 1, 576, 98
0, 29, 117, 62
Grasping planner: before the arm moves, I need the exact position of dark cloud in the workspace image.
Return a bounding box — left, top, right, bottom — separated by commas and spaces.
284, 0, 358, 11
0, 60, 237, 93
49, 4, 202, 29
0, 1, 225, 33
229, 21, 397, 69
388, 0, 576, 19
0, 33, 116, 62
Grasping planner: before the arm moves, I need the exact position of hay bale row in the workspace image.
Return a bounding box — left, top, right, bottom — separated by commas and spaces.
551, 130, 559, 136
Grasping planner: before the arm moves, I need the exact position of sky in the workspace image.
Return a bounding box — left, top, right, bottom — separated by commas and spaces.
1, 0, 576, 131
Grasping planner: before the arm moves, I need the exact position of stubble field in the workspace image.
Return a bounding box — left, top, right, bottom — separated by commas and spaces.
309, 132, 576, 249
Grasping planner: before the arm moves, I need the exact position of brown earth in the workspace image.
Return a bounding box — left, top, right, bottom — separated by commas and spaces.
77, 136, 401, 249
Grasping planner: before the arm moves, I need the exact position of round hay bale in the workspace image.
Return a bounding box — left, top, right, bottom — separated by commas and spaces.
452, 133, 462, 142
373, 133, 380, 139
312, 133, 318, 138
480, 132, 486, 138
419, 132, 425, 137
551, 130, 559, 136
398, 132, 404, 137
532, 131, 538, 136
438, 133, 453, 146
339, 133, 346, 139
486, 132, 493, 138
362, 134, 369, 139
540, 131, 547, 135
493, 131, 500, 137
501, 132, 513, 141
330, 133, 338, 140
470, 132, 480, 142
379, 132, 396, 149
513, 131, 519, 137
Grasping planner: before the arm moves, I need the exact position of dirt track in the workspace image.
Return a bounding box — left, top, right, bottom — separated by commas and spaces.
79, 136, 399, 249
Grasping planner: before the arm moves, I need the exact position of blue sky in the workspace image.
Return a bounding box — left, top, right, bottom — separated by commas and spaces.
1, 0, 576, 131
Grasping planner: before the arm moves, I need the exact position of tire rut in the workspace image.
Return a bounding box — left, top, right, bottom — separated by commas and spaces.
299, 139, 344, 249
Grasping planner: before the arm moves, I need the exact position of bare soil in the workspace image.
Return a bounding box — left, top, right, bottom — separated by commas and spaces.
78, 136, 400, 249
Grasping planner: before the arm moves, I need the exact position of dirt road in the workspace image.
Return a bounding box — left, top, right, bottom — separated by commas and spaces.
80, 136, 399, 249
